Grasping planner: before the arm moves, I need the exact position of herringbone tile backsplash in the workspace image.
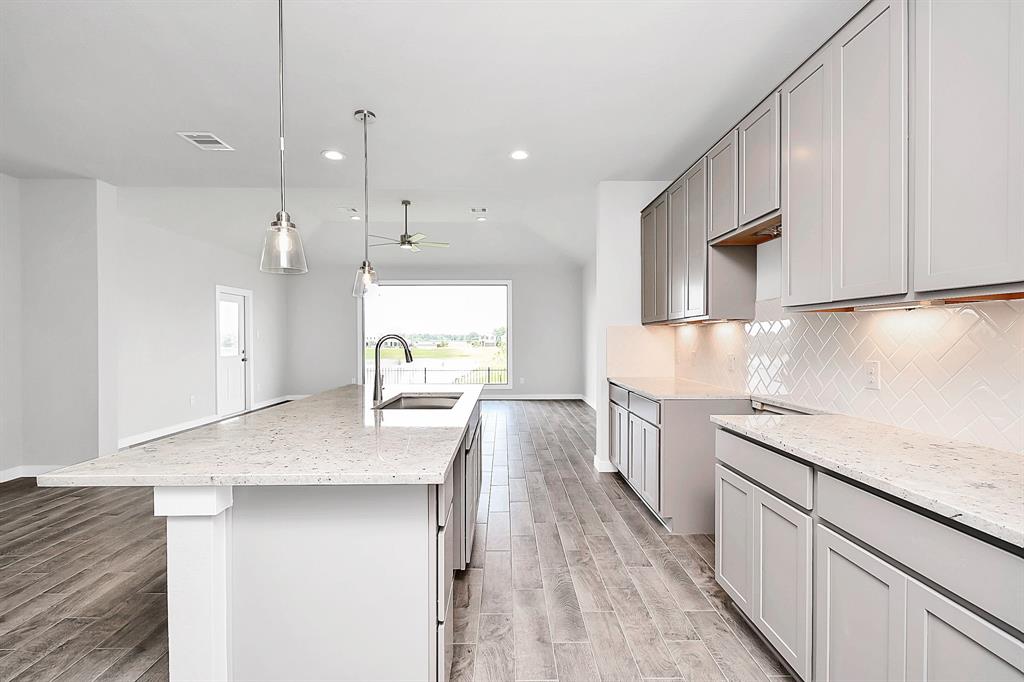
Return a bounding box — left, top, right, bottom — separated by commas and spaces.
675, 298, 1024, 453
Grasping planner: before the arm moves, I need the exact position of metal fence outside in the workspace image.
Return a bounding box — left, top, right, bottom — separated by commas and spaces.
364, 366, 509, 386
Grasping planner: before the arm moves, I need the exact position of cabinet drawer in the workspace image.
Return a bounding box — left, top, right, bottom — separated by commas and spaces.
715, 430, 813, 510
627, 392, 660, 425
437, 597, 454, 682
818, 473, 1024, 633
437, 503, 455, 620
609, 383, 629, 408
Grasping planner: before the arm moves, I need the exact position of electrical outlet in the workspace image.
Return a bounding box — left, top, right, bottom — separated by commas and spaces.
189, 394, 197, 407
727, 354, 737, 373
864, 361, 881, 390
519, 377, 526, 385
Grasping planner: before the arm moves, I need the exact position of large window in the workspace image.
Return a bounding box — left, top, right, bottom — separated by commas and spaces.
364, 283, 509, 386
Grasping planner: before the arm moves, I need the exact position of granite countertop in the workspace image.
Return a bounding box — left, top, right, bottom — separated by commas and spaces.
609, 376, 749, 401
38, 384, 483, 487
711, 414, 1024, 547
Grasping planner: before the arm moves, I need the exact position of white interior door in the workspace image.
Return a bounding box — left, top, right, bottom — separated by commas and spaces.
217, 291, 247, 416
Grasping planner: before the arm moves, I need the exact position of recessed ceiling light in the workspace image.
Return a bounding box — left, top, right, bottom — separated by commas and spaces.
350, 215, 362, 221
508, 150, 529, 160
476, 216, 487, 222
322, 149, 345, 161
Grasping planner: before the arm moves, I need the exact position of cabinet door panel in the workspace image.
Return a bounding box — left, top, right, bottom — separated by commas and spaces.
906, 580, 1024, 681
654, 196, 669, 321
641, 207, 657, 323
628, 414, 644, 491
715, 464, 753, 614
641, 421, 660, 512
618, 408, 630, 477
752, 487, 812, 680
739, 93, 781, 225
782, 50, 833, 306
914, 0, 1024, 291
667, 179, 688, 320
608, 404, 620, 470
815, 525, 907, 682
684, 159, 708, 318
832, 0, 907, 300
708, 131, 739, 241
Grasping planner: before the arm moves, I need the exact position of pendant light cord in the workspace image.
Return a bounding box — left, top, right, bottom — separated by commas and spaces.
278, 0, 286, 214
362, 113, 370, 262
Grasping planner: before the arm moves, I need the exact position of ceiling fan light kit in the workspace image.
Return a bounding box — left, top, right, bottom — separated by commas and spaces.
370, 199, 450, 253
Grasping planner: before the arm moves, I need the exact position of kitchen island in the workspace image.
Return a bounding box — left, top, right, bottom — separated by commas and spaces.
38, 384, 484, 682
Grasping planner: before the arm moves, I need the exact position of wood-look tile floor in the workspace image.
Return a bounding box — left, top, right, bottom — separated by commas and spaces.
0, 399, 789, 681
457, 400, 791, 682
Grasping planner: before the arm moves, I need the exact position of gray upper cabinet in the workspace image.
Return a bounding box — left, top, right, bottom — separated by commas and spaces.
707, 131, 739, 241
815, 525, 907, 682
905, 579, 1024, 681
667, 179, 688, 320
913, 0, 1024, 292
738, 93, 781, 226
782, 48, 833, 307
640, 194, 668, 324
683, 159, 708, 318
831, 0, 907, 301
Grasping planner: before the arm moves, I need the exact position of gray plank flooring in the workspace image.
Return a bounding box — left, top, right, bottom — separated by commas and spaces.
0, 478, 167, 681
0, 399, 787, 681
454, 400, 788, 681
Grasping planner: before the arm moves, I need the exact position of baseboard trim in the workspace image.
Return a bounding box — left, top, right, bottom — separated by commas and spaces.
0, 465, 62, 483
480, 394, 586, 401
593, 456, 617, 473
118, 395, 302, 449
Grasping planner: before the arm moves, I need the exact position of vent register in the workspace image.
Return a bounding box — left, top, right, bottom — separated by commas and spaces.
176, 132, 234, 151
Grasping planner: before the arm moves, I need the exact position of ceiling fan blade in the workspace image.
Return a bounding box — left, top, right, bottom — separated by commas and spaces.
409, 244, 422, 253
419, 241, 450, 248
369, 240, 400, 247
368, 234, 396, 241
408, 233, 427, 242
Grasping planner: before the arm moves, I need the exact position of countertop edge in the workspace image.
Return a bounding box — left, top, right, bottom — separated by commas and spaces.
710, 417, 1023, 548
608, 377, 750, 401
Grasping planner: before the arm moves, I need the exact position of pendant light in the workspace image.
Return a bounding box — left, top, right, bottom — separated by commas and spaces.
259, 0, 308, 274
352, 109, 379, 297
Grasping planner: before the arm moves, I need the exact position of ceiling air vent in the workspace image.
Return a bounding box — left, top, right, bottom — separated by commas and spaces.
176, 132, 234, 151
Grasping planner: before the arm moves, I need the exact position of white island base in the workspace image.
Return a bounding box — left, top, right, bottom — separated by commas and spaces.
157, 484, 447, 682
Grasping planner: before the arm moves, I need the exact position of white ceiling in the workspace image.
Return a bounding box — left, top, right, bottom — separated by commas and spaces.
0, 0, 863, 263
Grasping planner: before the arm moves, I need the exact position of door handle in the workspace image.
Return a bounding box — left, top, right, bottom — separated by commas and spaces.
241, 357, 247, 362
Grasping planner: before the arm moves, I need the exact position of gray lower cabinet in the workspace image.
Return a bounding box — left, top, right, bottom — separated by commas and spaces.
913, 0, 1024, 292
752, 487, 812, 680
609, 402, 628, 474
738, 92, 781, 226
627, 413, 660, 510
815, 525, 907, 682
715, 464, 753, 614
906, 579, 1024, 681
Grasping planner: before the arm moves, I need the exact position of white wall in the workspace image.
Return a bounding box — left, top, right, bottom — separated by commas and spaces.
581, 258, 597, 408
20, 180, 103, 468
0, 174, 23, 478
286, 262, 586, 399
114, 188, 291, 443
591, 181, 667, 470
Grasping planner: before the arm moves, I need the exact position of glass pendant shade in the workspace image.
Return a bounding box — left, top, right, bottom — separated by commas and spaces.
352, 260, 379, 297
260, 211, 308, 274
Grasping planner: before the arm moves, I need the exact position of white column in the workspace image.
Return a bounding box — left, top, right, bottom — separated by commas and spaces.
154, 486, 234, 682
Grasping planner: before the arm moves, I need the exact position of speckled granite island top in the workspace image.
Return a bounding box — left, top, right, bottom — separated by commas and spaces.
38, 384, 483, 487
609, 376, 749, 400
711, 414, 1024, 547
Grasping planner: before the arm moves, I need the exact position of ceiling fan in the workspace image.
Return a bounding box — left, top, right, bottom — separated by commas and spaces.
370, 200, 450, 252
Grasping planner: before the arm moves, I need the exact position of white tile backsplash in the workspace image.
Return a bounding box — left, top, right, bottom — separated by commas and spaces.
675, 298, 1024, 452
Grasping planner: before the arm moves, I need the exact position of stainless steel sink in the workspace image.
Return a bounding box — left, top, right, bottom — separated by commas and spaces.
374, 393, 462, 410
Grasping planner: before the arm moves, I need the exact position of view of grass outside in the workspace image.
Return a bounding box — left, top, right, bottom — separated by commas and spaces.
364, 284, 509, 385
